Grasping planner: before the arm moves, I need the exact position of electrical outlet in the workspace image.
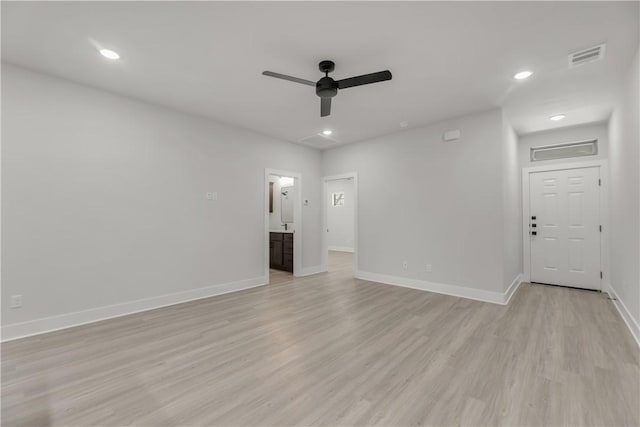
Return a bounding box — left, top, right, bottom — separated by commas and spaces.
426, 264, 432, 273
402, 261, 408, 269
10, 295, 22, 309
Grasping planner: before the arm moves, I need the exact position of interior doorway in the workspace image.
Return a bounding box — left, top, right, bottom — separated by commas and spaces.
322, 173, 358, 275
523, 163, 606, 291
265, 169, 302, 283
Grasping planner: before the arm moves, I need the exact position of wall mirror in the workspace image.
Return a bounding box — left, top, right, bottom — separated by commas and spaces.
269, 182, 274, 213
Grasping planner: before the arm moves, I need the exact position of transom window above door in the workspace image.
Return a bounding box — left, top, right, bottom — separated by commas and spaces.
530, 140, 598, 162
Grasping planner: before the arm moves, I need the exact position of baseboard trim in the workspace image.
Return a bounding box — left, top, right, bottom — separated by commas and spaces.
608, 285, 640, 347
298, 265, 326, 277
504, 274, 523, 305
328, 246, 355, 253
1, 276, 268, 342
356, 270, 518, 305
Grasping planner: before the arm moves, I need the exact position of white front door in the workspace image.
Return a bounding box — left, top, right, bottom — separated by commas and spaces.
529, 167, 601, 290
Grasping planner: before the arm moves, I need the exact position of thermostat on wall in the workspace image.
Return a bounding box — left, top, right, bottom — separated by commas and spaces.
443, 129, 461, 142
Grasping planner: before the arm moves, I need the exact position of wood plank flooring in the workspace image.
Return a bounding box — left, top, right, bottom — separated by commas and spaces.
2, 251, 638, 426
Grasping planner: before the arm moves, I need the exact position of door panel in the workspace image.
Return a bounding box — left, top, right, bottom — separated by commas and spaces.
530, 167, 600, 290
568, 238, 584, 272
542, 237, 559, 271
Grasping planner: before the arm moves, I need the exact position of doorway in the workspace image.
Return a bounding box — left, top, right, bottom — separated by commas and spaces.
265, 169, 302, 283
322, 173, 358, 275
523, 163, 605, 290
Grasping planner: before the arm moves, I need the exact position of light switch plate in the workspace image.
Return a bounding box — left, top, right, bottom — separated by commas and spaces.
11, 295, 22, 308
443, 129, 461, 142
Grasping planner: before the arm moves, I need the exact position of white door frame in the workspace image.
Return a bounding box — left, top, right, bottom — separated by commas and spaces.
522, 160, 609, 291
265, 168, 303, 280
321, 172, 359, 275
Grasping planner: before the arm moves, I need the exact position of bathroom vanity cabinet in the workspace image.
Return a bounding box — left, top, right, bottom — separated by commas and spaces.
270, 232, 293, 272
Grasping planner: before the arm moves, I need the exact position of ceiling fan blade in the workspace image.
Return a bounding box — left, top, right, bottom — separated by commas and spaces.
321, 98, 332, 117
262, 71, 316, 87
337, 70, 392, 89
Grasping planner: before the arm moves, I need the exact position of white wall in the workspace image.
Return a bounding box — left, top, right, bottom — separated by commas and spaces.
322, 108, 513, 298
1, 64, 323, 337
608, 48, 640, 342
327, 178, 355, 252
502, 114, 522, 292
519, 122, 609, 168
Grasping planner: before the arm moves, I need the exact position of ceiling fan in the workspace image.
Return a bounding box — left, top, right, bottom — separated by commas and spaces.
262, 60, 392, 117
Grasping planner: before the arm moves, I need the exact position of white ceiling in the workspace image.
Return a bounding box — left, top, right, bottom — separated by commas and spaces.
2, 2, 638, 147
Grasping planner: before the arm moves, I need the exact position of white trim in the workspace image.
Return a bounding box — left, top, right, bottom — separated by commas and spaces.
521, 159, 608, 175
298, 265, 327, 277
328, 246, 354, 253
522, 160, 609, 289
356, 271, 521, 305
608, 286, 640, 347
504, 274, 523, 305
265, 168, 303, 279
1, 276, 267, 342
321, 172, 358, 275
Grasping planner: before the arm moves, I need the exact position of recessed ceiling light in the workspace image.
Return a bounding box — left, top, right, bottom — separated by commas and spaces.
550, 114, 566, 121
322, 130, 332, 136
513, 70, 533, 80
99, 49, 120, 60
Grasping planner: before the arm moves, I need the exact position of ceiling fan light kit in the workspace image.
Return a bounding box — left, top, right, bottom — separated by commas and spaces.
263, 60, 392, 117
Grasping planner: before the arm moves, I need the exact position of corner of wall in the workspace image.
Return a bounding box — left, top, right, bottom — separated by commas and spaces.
500, 111, 523, 293
607, 46, 640, 344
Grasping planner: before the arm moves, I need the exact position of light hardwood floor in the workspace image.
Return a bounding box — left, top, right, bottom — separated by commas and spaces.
2, 251, 639, 426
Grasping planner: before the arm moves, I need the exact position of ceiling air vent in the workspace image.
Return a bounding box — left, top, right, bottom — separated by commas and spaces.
299, 134, 338, 149
568, 44, 606, 68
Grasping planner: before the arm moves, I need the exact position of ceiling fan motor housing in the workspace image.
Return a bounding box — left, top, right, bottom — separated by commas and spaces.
316, 60, 337, 98
316, 76, 338, 98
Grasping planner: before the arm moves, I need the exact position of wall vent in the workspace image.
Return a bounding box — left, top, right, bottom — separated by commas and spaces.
299, 133, 338, 149
568, 44, 606, 68
531, 139, 598, 162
